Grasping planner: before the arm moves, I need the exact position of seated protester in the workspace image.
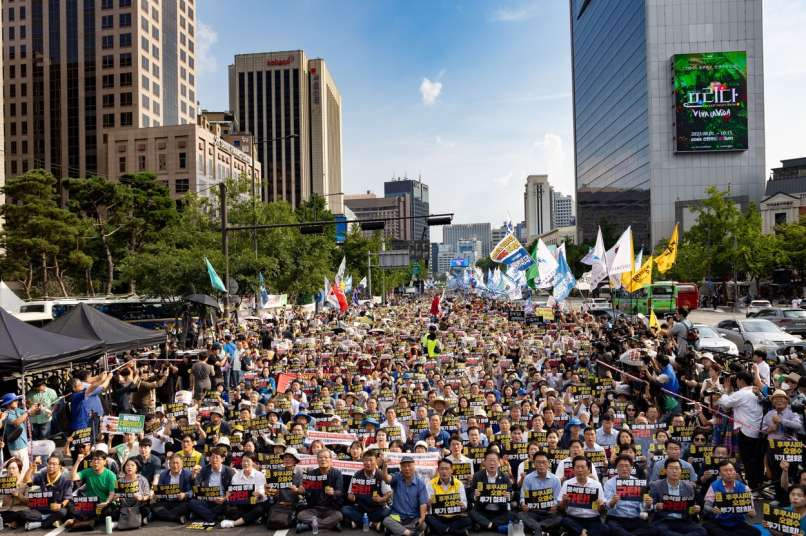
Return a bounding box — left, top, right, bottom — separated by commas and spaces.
199, 407, 231, 443
425, 459, 472, 536
555, 440, 599, 482
648, 440, 697, 484
469, 450, 513, 532
648, 459, 706, 536
518, 451, 562, 535
702, 461, 757, 536
420, 414, 450, 449
23, 456, 73, 531
445, 436, 474, 489
220, 454, 267, 528
341, 449, 391, 530
296, 449, 344, 533
266, 448, 303, 529
603, 454, 656, 536
762, 389, 803, 504
152, 454, 193, 524
559, 456, 606, 536
116, 458, 152, 528
380, 455, 429, 536
188, 447, 233, 522
767, 484, 806, 535
178, 434, 205, 470
67, 450, 118, 527
93, 443, 120, 475
582, 427, 605, 453
130, 438, 162, 486
694, 445, 729, 503
0, 457, 36, 529
503, 425, 529, 477
595, 415, 618, 450
515, 441, 542, 488
113, 433, 140, 465
605, 446, 647, 481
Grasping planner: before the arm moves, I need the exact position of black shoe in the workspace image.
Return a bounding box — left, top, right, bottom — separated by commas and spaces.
296, 523, 311, 533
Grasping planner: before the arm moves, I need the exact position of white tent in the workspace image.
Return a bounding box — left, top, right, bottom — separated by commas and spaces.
0, 281, 23, 313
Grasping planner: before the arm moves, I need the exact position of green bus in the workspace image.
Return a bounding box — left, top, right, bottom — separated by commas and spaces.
612, 281, 700, 315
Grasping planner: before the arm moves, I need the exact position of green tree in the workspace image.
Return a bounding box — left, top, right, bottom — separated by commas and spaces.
776, 216, 806, 277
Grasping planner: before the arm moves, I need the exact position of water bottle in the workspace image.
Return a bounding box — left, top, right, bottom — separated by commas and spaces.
506, 519, 513, 536
312, 516, 319, 536
105, 515, 113, 534
362, 513, 369, 532
0, 513, 5, 531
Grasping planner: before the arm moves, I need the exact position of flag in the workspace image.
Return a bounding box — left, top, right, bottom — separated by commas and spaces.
526, 241, 540, 290
324, 276, 340, 310
335, 256, 346, 283
534, 239, 559, 288
331, 280, 348, 313
608, 226, 634, 276
489, 233, 534, 272
626, 255, 653, 293
204, 257, 227, 293
649, 309, 659, 330
552, 248, 576, 303
430, 294, 441, 316
620, 247, 642, 289
258, 272, 269, 308
358, 276, 367, 289
344, 275, 353, 295
655, 223, 679, 273
586, 227, 608, 290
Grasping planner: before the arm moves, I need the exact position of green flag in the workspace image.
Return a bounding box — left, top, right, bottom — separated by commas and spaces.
526, 242, 540, 289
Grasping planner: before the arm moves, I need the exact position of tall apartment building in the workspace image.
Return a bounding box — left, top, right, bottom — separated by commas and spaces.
384, 177, 429, 260
552, 191, 574, 228
524, 174, 553, 241
442, 223, 492, 259
343, 191, 409, 242
570, 0, 765, 247
228, 51, 343, 212
2, 0, 197, 189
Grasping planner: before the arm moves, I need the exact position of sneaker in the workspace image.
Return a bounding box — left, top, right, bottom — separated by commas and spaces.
220, 520, 236, 529
25, 522, 42, 531
142, 517, 149, 526
52, 521, 61, 529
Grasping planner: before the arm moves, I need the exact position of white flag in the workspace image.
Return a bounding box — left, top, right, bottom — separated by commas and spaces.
335, 256, 346, 283
607, 227, 634, 276
534, 239, 559, 288
586, 227, 608, 290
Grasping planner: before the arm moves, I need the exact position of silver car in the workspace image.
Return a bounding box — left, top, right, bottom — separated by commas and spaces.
714, 318, 802, 356
750, 308, 806, 335
746, 300, 772, 317
694, 324, 739, 356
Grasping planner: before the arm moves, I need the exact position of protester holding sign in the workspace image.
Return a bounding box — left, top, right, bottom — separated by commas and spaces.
702, 460, 756, 536
23, 456, 73, 530
342, 449, 391, 530
518, 450, 562, 534
0, 458, 36, 529
381, 455, 428, 536
469, 450, 513, 531
603, 454, 653, 536
67, 450, 117, 527
187, 448, 233, 522
151, 454, 193, 524
220, 454, 266, 528
425, 458, 471, 536
266, 448, 303, 529
297, 448, 344, 533
559, 456, 605, 536
648, 459, 706, 536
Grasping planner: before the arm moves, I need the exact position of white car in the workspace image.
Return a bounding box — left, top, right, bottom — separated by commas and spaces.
715, 318, 802, 356
582, 297, 610, 311
694, 324, 739, 356
746, 300, 772, 317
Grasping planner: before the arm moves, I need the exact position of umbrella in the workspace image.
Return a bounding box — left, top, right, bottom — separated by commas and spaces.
183, 294, 221, 310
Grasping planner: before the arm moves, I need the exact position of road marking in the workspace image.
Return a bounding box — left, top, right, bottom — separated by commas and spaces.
44, 526, 66, 536
274, 530, 289, 536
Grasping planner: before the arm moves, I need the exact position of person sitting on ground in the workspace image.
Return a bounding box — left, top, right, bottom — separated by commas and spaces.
381, 455, 428, 536
425, 458, 472, 536
296, 448, 344, 533
187, 447, 233, 523
341, 449, 391, 530
220, 453, 267, 528
469, 450, 513, 532
702, 460, 757, 536
151, 454, 193, 524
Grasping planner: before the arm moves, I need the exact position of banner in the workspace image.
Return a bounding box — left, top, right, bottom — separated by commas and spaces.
263, 294, 288, 309
655, 224, 679, 273
304, 430, 357, 446
490, 233, 535, 272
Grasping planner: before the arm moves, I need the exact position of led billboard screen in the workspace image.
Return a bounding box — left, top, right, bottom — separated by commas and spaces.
673, 51, 748, 152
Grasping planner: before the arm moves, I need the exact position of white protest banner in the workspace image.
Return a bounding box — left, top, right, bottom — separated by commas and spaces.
304, 431, 358, 446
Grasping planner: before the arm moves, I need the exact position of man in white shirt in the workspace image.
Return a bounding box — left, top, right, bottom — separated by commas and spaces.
717, 370, 764, 489
220, 454, 267, 528
554, 440, 599, 482
380, 407, 408, 443
752, 350, 771, 387
559, 456, 606, 536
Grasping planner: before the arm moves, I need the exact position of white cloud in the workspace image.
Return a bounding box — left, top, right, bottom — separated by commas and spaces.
435, 135, 456, 148
196, 21, 219, 75
420, 78, 443, 106
532, 133, 574, 195
491, 3, 541, 22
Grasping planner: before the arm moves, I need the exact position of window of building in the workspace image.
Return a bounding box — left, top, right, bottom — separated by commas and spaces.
120, 92, 132, 106
102, 74, 115, 88
141, 35, 148, 51
188, 39, 194, 53
21, 121, 27, 135
8, 7, 14, 21
120, 112, 133, 126
180, 101, 187, 114
138, 154, 146, 170
101, 14, 113, 28
103, 113, 115, 127
20, 83, 26, 97
175, 178, 190, 193
141, 16, 148, 31
189, 90, 195, 102
180, 84, 186, 97
119, 156, 126, 173
21, 140, 27, 153
119, 33, 132, 47
102, 54, 114, 68
179, 152, 187, 169
9, 84, 15, 98
188, 8, 194, 19
119, 13, 131, 27
141, 75, 149, 90
20, 102, 26, 115
10, 103, 17, 117
151, 44, 159, 59
180, 49, 186, 63
152, 101, 160, 114
101, 0, 113, 8
180, 66, 186, 80
152, 82, 160, 96
101, 35, 114, 49
20, 44, 26, 58
119, 52, 132, 66
19, 25, 25, 39
158, 153, 167, 171
142, 114, 150, 127
180, 16, 186, 28
8, 46, 15, 60
151, 27, 159, 39
102, 94, 115, 108
142, 94, 150, 108
189, 73, 194, 85
8, 27, 15, 40
120, 72, 132, 86
10, 142, 17, 155
152, 6, 159, 20
119, 0, 132, 7
141, 56, 149, 70
141, 0, 148, 11
20, 64, 26, 77
152, 64, 159, 77
188, 56, 194, 68
11, 161, 18, 175
180, 33, 186, 46
19, 6, 26, 20
775, 212, 788, 226
10, 123, 16, 136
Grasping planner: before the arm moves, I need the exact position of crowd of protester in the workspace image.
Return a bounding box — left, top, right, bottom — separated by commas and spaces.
0, 294, 804, 536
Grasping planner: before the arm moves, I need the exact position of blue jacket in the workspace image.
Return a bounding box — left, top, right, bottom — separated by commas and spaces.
706, 479, 751, 527
157, 468, 194, 494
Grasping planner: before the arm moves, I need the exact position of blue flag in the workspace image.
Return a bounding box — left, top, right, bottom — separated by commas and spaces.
258, 272, 269, 308
205, 257, 227, 293
552, 249, 576, 303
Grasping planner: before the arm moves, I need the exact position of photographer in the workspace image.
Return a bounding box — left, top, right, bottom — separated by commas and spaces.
717, 371, 764, 490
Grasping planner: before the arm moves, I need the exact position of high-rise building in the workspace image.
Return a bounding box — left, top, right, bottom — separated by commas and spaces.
570, 0, 765, 248
524, 174, 553, 241
442, 223, 492, 259
0, 39, 4, 219
344, 191, 409, 241
384, 177, 429, 260
228, 51, 343, 212
2, 0, 197, 188
552, 191, 574, 228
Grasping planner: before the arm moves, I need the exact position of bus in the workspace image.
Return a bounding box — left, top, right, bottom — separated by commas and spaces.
612, 281, 700, 316
13, 297, 182, 330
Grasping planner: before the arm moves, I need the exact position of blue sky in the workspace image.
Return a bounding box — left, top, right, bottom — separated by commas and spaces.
196, 0, 806, 240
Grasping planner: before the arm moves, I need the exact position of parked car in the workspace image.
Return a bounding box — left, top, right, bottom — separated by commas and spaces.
694, 324, 739, 356
582, 297, 611, 311
714, 318, 802, 356
746, 300, 772, 317
749, 308, 806, 335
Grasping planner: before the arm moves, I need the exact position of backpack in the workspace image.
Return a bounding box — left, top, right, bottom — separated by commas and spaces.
683, 319, 699, 344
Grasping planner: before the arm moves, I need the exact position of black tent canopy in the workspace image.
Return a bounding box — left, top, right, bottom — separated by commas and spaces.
0, 307, 103, 374
43, 303, 165, 353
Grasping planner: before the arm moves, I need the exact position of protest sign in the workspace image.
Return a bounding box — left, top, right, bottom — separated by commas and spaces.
615, 479, 646, 501
476, 482, 511, 505
713, 490, 753, 514
227, 484, 256, 505
762, 503, 802, 535
153, 484, 182, 501
565, 485, 598, 509
431, 492, 464, 515
768, 439, 803, 463
522, 487, 557, 511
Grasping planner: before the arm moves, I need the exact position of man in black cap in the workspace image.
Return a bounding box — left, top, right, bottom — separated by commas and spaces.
381, 455, 428, 536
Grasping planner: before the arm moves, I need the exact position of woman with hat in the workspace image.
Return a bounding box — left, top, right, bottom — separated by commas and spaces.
1, 392, 31, 474
763, 388, 804, 504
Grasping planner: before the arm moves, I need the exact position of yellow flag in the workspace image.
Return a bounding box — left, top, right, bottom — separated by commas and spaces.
619, 233, 636, 289
649, 309, 659, 330
626, 256, 653, 293
655, 224, 679, 274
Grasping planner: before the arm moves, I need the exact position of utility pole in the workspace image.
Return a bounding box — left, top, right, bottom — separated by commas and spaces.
367, 249, 372, 301
220, 182, 229, 317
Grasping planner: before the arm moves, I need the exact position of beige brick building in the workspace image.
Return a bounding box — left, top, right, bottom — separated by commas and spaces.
102, 115, 260, 202
2, 0, 196, 190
